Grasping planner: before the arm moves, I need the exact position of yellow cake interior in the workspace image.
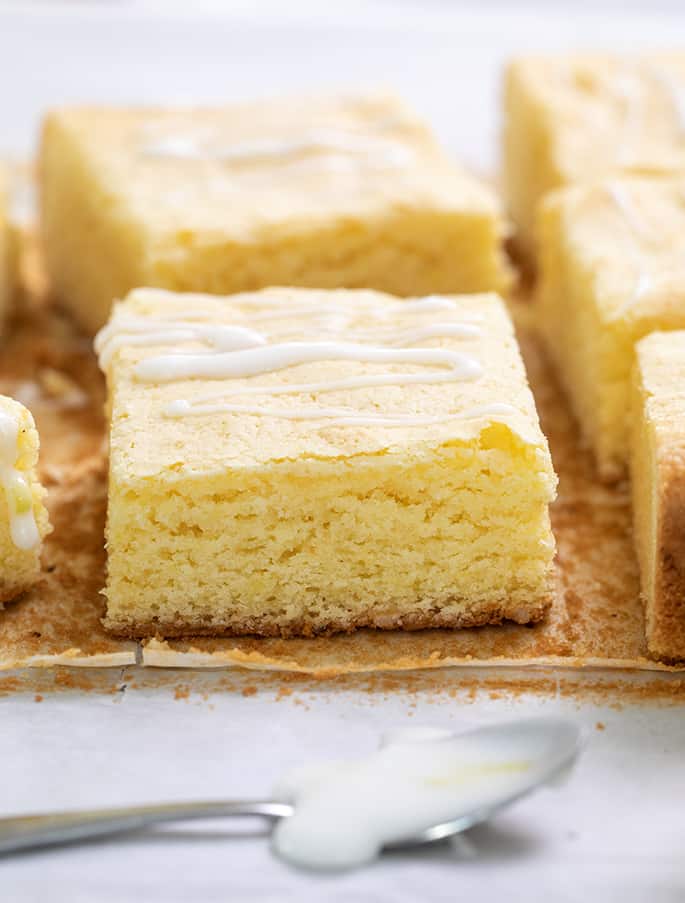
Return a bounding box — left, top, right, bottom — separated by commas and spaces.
631, 331, 685, 660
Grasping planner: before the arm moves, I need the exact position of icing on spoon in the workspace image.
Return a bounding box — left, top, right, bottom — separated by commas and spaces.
0, 718, 581, 870
272, 717, 581, 870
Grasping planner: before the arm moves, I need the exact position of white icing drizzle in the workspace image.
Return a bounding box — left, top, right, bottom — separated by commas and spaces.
604, 183, 685, 317
0, 410, 40, 551
624, 269, 653, 311
96, 294, 530, 436
95, 318, 266, 369
162, 344, 482, 407
135, 342, 482, 385
9, 176, 36, 229
95, 305, 481, 371
605, 181, 657, 315
142, 127, 413, 169
272, 719, 581, 870
604, 181, 651, 241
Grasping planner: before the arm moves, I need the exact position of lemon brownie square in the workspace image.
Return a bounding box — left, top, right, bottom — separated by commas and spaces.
41, 94, 508, 335
0, 395, 50, 605
96, 286, 557, 638
538, 176, 685, 481
504, 54, 685, 257
631, 331, 685, 661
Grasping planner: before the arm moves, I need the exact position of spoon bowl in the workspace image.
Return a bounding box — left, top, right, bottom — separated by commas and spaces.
0, 717, 581, 869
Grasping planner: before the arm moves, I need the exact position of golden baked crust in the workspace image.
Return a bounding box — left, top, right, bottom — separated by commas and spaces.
631, 331, 685, 661
0, 583, 30, 606
104, 595, 552, 640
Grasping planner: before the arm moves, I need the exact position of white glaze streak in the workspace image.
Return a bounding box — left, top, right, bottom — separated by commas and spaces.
96, 295, 531, 437
603, 183, 685, 317
613, 269, 653, 318
0, 411, 40, 551
165, 363, 491, 406
95, 314, 480, 370
143, 128, 414, 168
605, 182, 655, 316
605, 181, 650, 240
95, 319, 266, 369
135, 342, 483, 383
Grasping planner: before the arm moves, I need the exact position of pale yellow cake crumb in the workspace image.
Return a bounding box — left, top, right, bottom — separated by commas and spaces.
504, 53, 685, 257
41, 94, 509, 334
0, 395, 50, 606
631, 331, 685, 662
537, 176, 685, 480
98, 286, 557, 639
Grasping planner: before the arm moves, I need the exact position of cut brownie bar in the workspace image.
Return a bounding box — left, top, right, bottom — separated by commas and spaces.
42, 94, 509, 334
631, 331, 685, 661
537, 176, 685, 481
504, 54, 685, 257
96, 287, 557, 638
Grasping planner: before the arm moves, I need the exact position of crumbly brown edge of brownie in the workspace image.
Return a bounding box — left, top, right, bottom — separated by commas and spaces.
103, 591, 552, 640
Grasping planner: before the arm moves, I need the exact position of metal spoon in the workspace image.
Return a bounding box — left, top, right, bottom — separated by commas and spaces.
0, 717, 581, 860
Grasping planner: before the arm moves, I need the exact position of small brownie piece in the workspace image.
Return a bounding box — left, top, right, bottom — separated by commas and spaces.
96, 287, 557, 638
42, 94, 508, 334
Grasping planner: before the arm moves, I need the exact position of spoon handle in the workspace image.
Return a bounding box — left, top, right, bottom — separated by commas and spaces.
0, 800, 293, 855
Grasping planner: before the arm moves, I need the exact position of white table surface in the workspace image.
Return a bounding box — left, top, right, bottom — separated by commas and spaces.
2, 4, 685, 900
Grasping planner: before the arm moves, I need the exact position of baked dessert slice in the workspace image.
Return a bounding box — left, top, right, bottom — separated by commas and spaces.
41, 94, 508, 335
96, 286, 557, 638
631, 331, 685, 661
537, 176, 685, 481
504, 53, 685, 257
0, 395, 50, 605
